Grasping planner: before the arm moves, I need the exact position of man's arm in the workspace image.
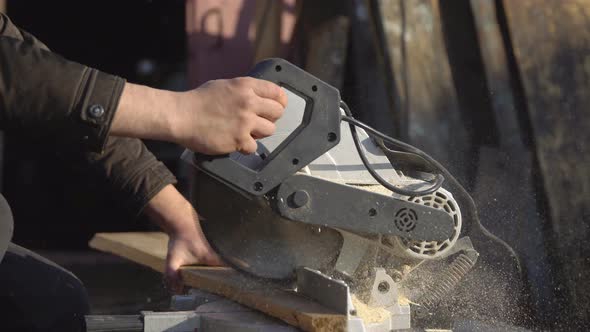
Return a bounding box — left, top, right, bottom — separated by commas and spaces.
104, 78, 287, 292
0, 13, 176, 217
1, 13, 287, 155
1, 13, 287, 291
143, 184, 223, 293
112, 79, 286, 155
109, 77, 287, 293
0, 13, 125, 152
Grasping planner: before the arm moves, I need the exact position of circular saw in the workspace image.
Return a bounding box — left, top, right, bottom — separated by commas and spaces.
181, 58, 484, 330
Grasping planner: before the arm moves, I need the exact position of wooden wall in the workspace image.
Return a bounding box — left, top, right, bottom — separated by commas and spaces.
363, 0, 589, 328
184, 0, 590, 329
501, 0, 590, 327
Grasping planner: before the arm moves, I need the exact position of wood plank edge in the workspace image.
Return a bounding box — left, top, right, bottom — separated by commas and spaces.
90, 233, 347, 331
179, 270, 346, 332
89, 233, 166, 273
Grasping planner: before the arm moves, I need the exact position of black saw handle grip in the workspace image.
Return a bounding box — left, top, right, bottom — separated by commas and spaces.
192, 58, 342, 196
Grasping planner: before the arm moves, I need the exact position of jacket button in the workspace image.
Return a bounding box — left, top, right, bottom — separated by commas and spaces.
88, 104, 105, 118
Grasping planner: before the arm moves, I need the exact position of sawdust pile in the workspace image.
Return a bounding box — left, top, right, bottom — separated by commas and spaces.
351, 295, 390, 324
356, 184, 393, 196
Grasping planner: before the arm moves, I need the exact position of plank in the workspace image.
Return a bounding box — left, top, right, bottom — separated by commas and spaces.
89, 232, 168, 273
374, 0, 470, 182
252, 0, 283, 63
501, 0, 590, 325
469, 0, 555, 324
304, 15, 349, 90
89, 232, 346, 332
0, 132, 4, 191
297, 0, 349, 90
252, 0, 300, 63
346, 0, 398, 136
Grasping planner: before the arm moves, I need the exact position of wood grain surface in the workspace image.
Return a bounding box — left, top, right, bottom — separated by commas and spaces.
502, 0, 590, 324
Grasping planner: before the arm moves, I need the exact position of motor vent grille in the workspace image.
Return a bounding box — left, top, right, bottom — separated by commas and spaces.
394, 208, 418, 232
392, 190, 462, 259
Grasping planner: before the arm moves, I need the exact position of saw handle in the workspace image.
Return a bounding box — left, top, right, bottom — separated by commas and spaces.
192, 58, 342, 196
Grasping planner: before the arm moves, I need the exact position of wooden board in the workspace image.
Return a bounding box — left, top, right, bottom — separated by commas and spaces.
89, 232, 346, 332
345, 0, 398, 136
296, 0, 349, 90
502, 0, 590, 325
304, 15, 349, 90
374, 0, 470, 181
469, 0, 554, 323
252, 0, 300, 63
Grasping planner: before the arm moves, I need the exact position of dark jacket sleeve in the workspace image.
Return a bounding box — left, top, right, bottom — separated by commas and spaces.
0, 13, 123, 151
83, 136, 178, 216
0, 14, 177, 216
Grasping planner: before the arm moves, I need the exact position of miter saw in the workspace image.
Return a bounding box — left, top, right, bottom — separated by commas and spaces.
181, 58, 485, 331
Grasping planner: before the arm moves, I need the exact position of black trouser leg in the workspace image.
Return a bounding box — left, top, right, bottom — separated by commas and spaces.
0, 195, 90, 332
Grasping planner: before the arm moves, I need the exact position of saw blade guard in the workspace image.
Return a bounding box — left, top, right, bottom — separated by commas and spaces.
180, 58, 467, 279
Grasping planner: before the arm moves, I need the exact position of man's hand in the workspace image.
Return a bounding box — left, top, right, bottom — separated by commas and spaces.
143, 185, 223, 294
113, 76, 287, 290
174, 78, 287, 154
112, 77, 287, 155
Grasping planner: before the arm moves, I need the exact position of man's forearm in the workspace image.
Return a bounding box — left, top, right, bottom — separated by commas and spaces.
145, 184, 224, 291
111, 83, 179, 143
110, 78, 287, 155
142, 184, 197, 236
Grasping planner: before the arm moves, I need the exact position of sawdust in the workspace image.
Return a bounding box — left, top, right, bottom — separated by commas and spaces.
398, 295, 411, 306
352, 184, 394, 197
351, 295, 390, 324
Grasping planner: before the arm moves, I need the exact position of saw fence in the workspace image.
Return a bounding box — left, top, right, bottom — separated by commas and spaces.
183, 0, 589, 330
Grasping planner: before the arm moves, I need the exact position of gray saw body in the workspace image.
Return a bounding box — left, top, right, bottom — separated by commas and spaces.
182, 58, 479, 331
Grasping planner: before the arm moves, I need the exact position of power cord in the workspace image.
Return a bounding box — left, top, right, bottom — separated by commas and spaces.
339, 100, 523, 275
340, 100, 444, 196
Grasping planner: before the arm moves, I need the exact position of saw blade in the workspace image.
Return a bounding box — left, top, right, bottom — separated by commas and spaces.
192, 171, 343, 281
